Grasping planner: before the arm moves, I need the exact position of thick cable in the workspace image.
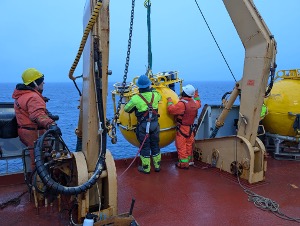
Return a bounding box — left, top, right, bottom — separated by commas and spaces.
94, 37, 107, 157
34, 130, 105, 195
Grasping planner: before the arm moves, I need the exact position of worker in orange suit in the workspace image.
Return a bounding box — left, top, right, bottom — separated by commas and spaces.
167, 84, 201, 169
12, 68, 61, 170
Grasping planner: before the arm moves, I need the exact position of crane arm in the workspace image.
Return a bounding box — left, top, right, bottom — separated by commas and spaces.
222, 0, 277, 145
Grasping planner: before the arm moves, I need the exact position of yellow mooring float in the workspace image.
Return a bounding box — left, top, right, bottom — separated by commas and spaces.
112, 72, 182, 148
262, 69, 300, 137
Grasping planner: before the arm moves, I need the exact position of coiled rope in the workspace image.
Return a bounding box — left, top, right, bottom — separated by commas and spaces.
237, 175, 300, 223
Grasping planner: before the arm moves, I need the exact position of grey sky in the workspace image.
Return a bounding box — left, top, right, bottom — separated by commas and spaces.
1, 1, 299, 83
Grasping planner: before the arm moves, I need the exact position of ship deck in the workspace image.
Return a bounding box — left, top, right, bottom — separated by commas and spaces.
117, 153, 300, 226
0, 152, 299, 226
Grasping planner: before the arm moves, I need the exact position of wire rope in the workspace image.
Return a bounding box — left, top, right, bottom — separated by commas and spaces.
194, 0, 237, 82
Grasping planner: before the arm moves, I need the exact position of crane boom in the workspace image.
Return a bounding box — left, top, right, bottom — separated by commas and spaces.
195, 0, 277, 183
224, 0, 277, 144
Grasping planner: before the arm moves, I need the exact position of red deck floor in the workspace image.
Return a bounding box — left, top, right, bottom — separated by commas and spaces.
117, 154, 300, 226
0, 153, 299, 226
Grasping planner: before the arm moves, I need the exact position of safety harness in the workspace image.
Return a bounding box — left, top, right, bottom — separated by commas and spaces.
138, 93, 158, 134
293, 114, 300, 135
176, 99, 198, 138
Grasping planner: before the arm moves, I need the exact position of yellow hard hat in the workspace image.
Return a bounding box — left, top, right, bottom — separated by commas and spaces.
22, 68, 43, 85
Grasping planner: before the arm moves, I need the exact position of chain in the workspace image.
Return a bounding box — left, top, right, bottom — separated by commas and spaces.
111, 0, 136, 139
144, 0, 151, 7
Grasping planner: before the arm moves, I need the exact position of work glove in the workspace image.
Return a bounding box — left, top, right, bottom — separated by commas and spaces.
43, 97, 50, 102
194, 89, 200, 101
48, 112, 59, 121
48, 123, 62, 136
167, 97, 173, 102
167, 97, 173, 106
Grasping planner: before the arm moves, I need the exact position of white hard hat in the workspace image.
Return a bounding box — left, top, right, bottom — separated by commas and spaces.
182, 84, 195, 97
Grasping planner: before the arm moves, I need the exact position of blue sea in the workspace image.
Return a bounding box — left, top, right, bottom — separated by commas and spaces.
0, 81, 238, 172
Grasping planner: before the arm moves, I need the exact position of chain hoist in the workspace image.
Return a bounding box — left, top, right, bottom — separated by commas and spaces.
110, 0, 136, 144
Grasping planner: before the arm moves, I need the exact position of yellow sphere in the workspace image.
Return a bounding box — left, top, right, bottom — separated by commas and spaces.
118, 86, 179, 148
263, 78, 300, 136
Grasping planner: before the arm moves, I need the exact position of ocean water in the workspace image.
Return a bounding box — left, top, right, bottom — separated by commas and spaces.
0, 81, 238, 162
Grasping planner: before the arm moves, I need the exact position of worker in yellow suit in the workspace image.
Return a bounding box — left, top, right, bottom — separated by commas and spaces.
124, 75, 162, 174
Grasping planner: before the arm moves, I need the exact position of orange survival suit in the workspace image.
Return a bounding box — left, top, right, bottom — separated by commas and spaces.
167, 89, 201, 169
12, 84, 54, 169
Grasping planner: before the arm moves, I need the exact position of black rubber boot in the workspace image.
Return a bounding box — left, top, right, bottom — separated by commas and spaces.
138, 166, 150, 174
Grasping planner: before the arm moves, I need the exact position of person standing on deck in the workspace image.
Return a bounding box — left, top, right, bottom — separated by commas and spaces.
12, 68, 61, 170
167, 84, 201, 169
124, 75, 162, 174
